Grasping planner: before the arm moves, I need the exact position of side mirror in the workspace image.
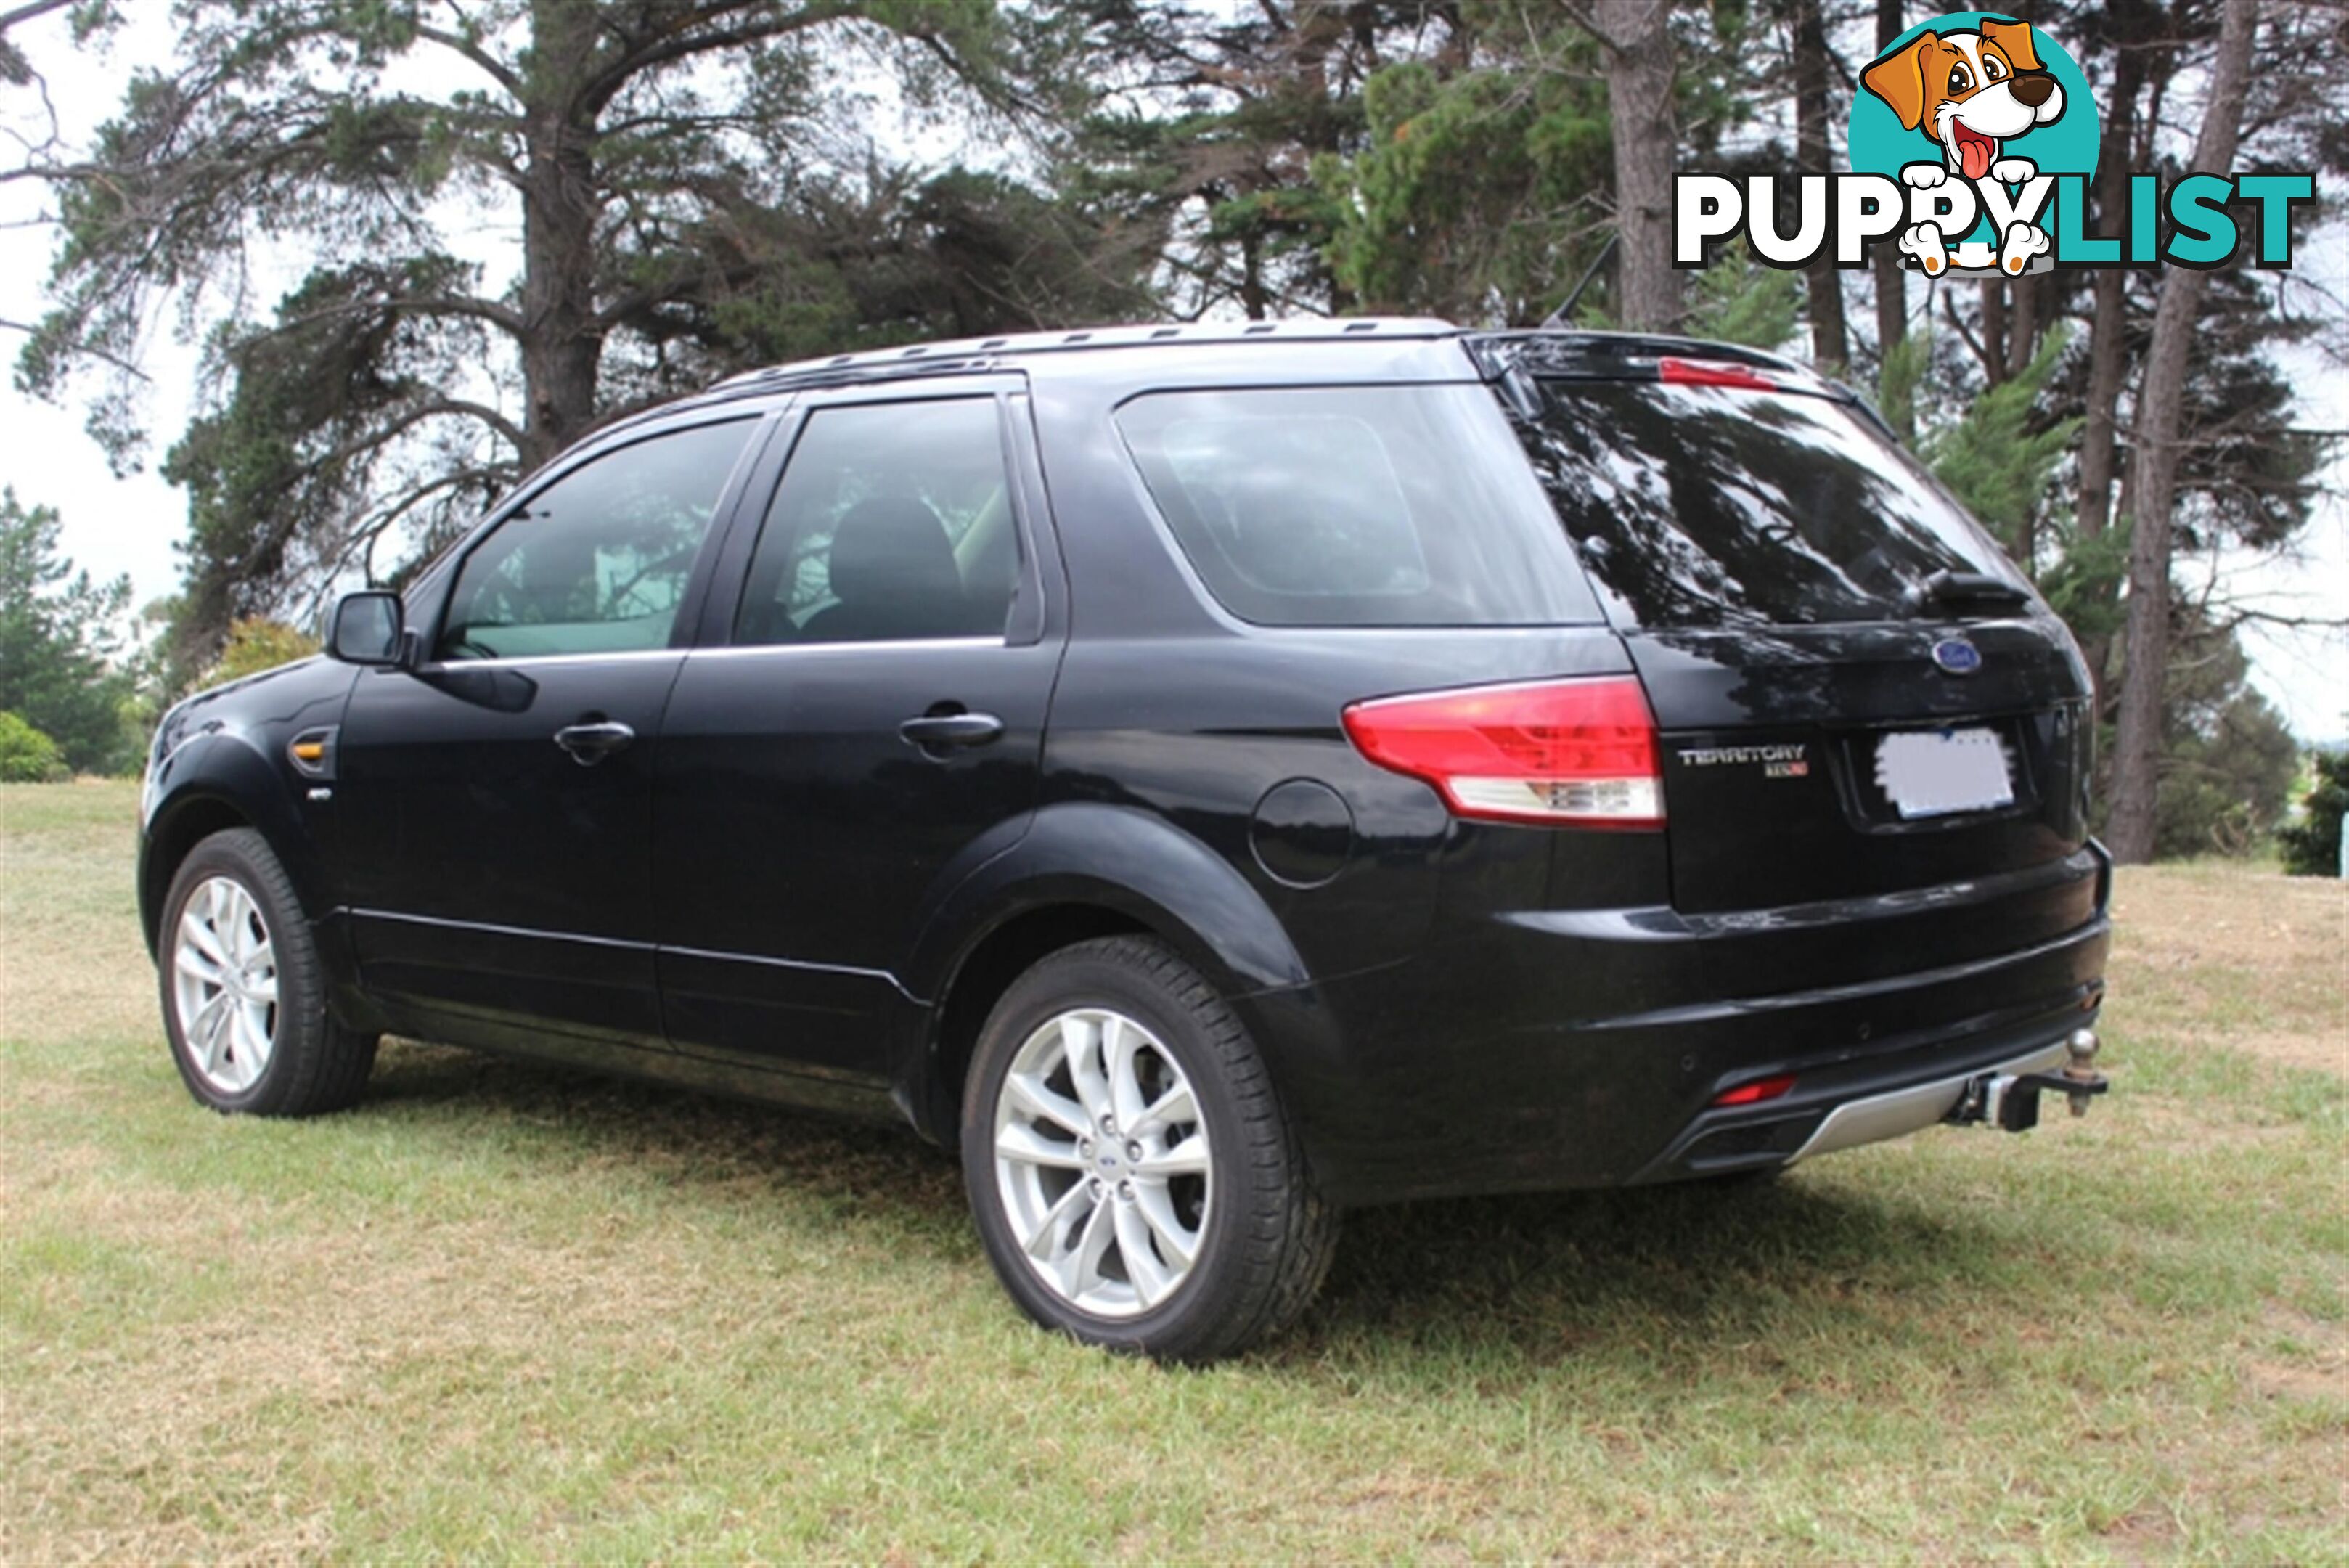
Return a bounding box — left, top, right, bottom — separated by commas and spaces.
327, 590, 406, 666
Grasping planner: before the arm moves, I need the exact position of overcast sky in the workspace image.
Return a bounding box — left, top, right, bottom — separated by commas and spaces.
3, 7, 2342, 739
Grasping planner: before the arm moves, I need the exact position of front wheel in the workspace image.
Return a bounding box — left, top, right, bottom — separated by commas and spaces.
960, 936, 1337, 1362
160, 828, 377, 1116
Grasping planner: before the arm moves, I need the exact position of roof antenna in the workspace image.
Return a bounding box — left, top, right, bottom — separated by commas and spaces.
1542, 234, 1617, 330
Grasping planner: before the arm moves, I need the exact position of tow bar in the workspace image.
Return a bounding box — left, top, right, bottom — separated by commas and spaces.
1948, 1029, 2108, 1132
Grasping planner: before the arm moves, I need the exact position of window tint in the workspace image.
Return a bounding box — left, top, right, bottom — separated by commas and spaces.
734, 399, 1016, 646
438, 420, 753, 660
1114, 385, 1598, 628
1511, 380, 2023, 628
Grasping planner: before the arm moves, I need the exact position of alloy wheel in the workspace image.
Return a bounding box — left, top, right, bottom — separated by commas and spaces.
991, 1007, 1212, 1318
172, 875, 279, 1095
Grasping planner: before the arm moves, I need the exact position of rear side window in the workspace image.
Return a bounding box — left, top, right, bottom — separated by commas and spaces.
733, 398, 1016, 646
1513, 380, 2022, 628
1114, 385, 1598, 627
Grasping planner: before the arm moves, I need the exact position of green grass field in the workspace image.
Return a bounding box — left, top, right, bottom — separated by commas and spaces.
4, 780, 2343, 1561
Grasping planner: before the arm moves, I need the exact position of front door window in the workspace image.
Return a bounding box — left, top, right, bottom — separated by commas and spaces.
438, 420, 756, 661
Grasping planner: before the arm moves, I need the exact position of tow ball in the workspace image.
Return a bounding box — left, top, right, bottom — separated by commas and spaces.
1948, 1029, 2108, 1132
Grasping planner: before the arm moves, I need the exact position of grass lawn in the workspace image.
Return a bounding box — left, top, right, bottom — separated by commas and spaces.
4, 779, 2343, 1560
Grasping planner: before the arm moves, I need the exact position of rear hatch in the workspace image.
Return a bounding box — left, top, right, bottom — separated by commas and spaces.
1476, 339, 2093, 915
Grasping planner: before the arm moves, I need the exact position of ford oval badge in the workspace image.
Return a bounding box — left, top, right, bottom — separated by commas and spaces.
1932, 637, 1983, 675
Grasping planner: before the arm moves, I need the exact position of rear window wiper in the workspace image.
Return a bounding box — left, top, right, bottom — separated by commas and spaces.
1902, 569, 2030, 616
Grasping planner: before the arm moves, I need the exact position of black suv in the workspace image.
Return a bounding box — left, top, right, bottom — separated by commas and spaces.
139, 319, 2111, 1360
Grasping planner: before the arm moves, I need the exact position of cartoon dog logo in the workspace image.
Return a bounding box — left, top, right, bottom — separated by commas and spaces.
1863, 17, 2067, 276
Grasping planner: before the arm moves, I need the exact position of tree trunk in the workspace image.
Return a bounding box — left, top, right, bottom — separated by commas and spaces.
518, 0, 608, 471
1596, 0, 1681, 332
1979, 279, 2008, 387
1869, 0, 1907, 428
2076, 44, 2146, 539
2104, 0, 2258, 864
2006, 271, 2039, 380
1793, 0, 1847, 369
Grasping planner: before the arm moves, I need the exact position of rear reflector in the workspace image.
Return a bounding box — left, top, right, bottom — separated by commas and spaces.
1341, 675, 1664, 828
1658, 356, 1777, 391
1712, 1073, 1797, 1108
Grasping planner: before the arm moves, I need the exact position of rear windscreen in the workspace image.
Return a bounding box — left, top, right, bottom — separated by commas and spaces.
1511, 380, 2024, 628
1114, 384, 1600, 627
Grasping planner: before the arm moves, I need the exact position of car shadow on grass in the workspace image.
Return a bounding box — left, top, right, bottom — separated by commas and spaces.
1282, 1177, 2011, 1369
360, 1038, 2037, 1366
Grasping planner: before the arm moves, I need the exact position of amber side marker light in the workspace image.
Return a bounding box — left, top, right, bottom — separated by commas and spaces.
1711, 1073, 1797, 1108
290, 740, 327, 764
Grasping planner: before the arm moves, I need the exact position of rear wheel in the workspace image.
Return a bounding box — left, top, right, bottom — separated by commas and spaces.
960, 936, 1337, 1362
160, 828, 377, 1116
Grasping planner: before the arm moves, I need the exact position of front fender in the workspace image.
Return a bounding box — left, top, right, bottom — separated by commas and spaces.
139, 732, 332, 949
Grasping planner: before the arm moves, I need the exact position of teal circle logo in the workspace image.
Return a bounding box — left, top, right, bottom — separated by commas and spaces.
1850, 12, 2099, 266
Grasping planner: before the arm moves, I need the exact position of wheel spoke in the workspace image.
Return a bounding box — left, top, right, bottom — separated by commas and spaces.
1025, 1180, 1094, 1262
1105, 1015, 1149, 1129
234, 1002, 273, 1082
1005, 1071, 1089, 1139
192, 992, 232, 1073
1061, 1014, 1112, 1124
1113, 1200, 1174, 1307
1133, 1134, 1209, 1178
997, 1122, 1088, 1171
174, 942, 225, 987
181, 915, 230, 968
1132, 1081, 1196, 1139
1132, 1184, 1199, 1270
1055, 1193, 1117, 1298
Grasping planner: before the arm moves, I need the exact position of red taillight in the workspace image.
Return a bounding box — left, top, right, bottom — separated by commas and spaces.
1340, 675, 1664, 828
1711, 1073, 1797, 1108
1657, 356, 1776, 391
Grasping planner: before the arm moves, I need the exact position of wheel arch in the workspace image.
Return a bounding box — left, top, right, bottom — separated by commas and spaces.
139, 735, 326, 957
894, 802, 1316, 1146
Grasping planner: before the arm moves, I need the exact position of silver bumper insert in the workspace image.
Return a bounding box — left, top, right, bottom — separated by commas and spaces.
1788, 1039, 2071, 1164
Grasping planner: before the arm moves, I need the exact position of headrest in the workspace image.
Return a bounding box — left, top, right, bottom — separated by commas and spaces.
825, 497, 963, 607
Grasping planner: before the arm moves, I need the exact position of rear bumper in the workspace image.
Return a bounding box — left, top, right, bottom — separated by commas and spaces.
1261, 848, 2111, 1206
1624, 1006, 2092, 1184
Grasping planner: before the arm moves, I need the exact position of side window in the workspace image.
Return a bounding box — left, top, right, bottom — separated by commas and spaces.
733, 399, 1016, 646
1114, 385, 1598, 628
438, 420, 755, 661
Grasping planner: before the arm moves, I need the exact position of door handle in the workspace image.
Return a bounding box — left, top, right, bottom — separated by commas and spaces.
899, 711, 1005, 754
553, 719, 636, 766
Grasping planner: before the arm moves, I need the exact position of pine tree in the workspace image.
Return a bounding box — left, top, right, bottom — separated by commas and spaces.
23, 1, 1152, 666
0, 489, 134, 775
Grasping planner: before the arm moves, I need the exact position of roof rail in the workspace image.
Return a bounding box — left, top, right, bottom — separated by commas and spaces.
711, 316, 1462, 392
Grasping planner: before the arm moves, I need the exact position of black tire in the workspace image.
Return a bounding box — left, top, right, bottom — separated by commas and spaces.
960, 936, 1338, 1362
158, 827, 377, 1116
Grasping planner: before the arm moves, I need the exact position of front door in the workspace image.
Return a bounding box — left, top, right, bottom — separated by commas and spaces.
654, 388, 1063, 1081
336, 415, 766, 1049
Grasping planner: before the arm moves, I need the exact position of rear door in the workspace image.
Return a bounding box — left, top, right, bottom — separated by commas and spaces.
652, 383, 1064, 1083
1499, 363, 2094, 915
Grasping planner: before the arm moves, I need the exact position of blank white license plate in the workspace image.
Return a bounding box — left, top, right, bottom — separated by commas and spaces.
1874, 727, 2014, 819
